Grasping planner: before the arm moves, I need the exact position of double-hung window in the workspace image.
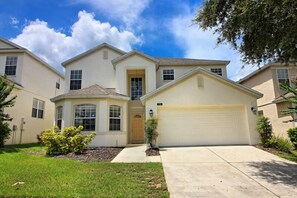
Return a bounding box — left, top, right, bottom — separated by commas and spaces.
163, 69, 174, 80
211, 68, 222, 76
70, 70, 82, 90
74, 104, 96, 131
109, 105, 121, 131
5, 56, 17, 76
56, 106, 63, 129
276, 69, 290, 87
32, 98, 45, 119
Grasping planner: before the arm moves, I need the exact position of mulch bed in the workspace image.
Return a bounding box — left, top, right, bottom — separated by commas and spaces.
145, 148, 160, 156
54, 147, 124, 162
255, 145, 279, 153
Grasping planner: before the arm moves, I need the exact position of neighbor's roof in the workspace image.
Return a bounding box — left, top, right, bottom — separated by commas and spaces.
111, 50, 160, 68
0, 37, 65, 79
237, 62, 297, 84
51, 84, 130, 102
140, 67, 263, 103
156, 57, 230, 66
62, 43, 126, 66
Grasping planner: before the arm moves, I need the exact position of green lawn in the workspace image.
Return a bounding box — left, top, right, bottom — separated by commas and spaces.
273, 150, 297, 163
0, 144, 169, 197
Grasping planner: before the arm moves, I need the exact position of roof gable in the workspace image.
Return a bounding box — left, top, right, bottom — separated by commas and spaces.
111, 50, 160, 69
141, 67, 263, 102
62, 43, 126, 66
0, 37, 24, 50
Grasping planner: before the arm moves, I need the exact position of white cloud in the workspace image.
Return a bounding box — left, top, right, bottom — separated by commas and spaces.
10, 17, 19, 28
75, 0, 150, 28
169, 12, 258, 81
10, 11, 141, 72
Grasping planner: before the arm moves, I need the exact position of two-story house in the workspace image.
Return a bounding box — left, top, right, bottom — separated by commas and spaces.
51, 43, 262, 147
0, 38, 65, 144
239, 63, 297, 137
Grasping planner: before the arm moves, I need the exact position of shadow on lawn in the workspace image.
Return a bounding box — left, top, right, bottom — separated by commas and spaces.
0, 143, 40, 154
248, 160, 297, 187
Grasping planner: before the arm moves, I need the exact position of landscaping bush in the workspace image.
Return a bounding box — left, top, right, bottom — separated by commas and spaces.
144, 117, 158, 148
269, 136, 293, 153
41, 126, 96, 155
0, 122, 11, 147
256, 116, 273, 147
287, 127, 297, 150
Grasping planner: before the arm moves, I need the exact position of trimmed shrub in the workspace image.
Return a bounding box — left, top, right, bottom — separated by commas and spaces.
144, 117, 158, 148
269, 136, 293, 153
256, 116, 273, 147
41, 126, 96, 155
0, 122, 11, 147
287, 128, 297, 150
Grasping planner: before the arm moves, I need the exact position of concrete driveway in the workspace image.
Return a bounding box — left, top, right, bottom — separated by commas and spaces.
160, 146, 297, 198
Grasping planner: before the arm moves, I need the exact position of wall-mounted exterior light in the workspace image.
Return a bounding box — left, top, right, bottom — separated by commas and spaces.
149, 109, 154, 117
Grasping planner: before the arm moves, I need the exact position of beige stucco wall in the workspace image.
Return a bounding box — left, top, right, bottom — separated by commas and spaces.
115, 54, 157, 95
55, 98, 128, 147
64, 47, 122, 92
156, 65, 227, 87
1, 52, 65, 144
241, 66, 297, 137
144, 72, 259, 145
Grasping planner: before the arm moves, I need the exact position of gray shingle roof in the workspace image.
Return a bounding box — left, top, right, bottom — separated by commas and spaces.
51, 84, 129, 102
155, 57, 230, 66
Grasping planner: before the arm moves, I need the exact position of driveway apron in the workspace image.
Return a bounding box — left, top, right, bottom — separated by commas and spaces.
160, 146, 297, 198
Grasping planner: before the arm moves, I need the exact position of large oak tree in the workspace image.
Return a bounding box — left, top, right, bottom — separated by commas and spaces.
195, 0, 297, 65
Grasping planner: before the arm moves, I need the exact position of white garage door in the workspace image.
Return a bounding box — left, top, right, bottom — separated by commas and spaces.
157, 106, 249, 146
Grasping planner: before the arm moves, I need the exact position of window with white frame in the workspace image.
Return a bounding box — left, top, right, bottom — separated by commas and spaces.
276, 69, 290, 86
210, 68, 222, 76
56, 78, 60, 89
70, 70, 82, 90
5, 56, 18, 76
56, 106, 63, 129
109, 105, 121, 131
131, 77, 143, 100
74, 104, 96, 131
163, 69, 174, 80
32, 98, 45, 119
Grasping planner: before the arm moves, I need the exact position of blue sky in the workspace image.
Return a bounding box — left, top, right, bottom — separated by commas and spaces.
0, 0, 257, 80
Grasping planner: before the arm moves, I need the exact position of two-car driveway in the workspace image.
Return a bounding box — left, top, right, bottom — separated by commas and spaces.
160, 146, 297, 198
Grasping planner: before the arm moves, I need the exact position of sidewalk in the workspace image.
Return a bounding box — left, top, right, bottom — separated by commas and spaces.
111, 144, 161, 163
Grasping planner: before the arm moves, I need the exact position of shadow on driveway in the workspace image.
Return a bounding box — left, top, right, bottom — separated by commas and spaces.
248, 160, 297, 187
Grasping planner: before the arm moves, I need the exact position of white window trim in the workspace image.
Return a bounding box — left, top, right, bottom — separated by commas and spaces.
5, 56, 18, 76
163, 69, 175, 81
32, 98, 45, 119
73, 104, 96, 131
210, 68, 223, 76
56, 106, 63, 129
276, 68, 291, 87
70, 70, 82, 90
109, 105, 122, 132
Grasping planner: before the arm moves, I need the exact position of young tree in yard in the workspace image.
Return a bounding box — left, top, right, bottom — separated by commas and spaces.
195, 0, 297, 65
0, 76, 17, 147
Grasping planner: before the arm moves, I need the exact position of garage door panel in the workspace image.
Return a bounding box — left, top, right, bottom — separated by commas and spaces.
158, 106, 249, 146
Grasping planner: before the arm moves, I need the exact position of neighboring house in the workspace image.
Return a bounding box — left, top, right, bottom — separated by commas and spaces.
51, 43, 262, 147
239, 63, 297, 137
0, 38, 65, 144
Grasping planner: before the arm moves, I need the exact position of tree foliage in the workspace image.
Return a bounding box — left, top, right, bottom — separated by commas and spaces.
195, 0, 297, 65
256, 116, 273, 147
279, 80, 297, 121
0, 76, 17, 121
144, 117, 158, 148
0, 76, 16, 147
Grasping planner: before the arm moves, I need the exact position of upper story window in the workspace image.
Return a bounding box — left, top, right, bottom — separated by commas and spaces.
5, 56, 18, 76
211, 68, 222, 76
74, 104, 96, 131
103, 50, 108, 60
131, 77, 143, 100
56, 78, 60, 89
276, 68, 290, 86
32, 98, 45, 119
70, 70, 82, 90
109, 105, 121, 131
56, 106, 63, 129
163, 69, 174, 80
